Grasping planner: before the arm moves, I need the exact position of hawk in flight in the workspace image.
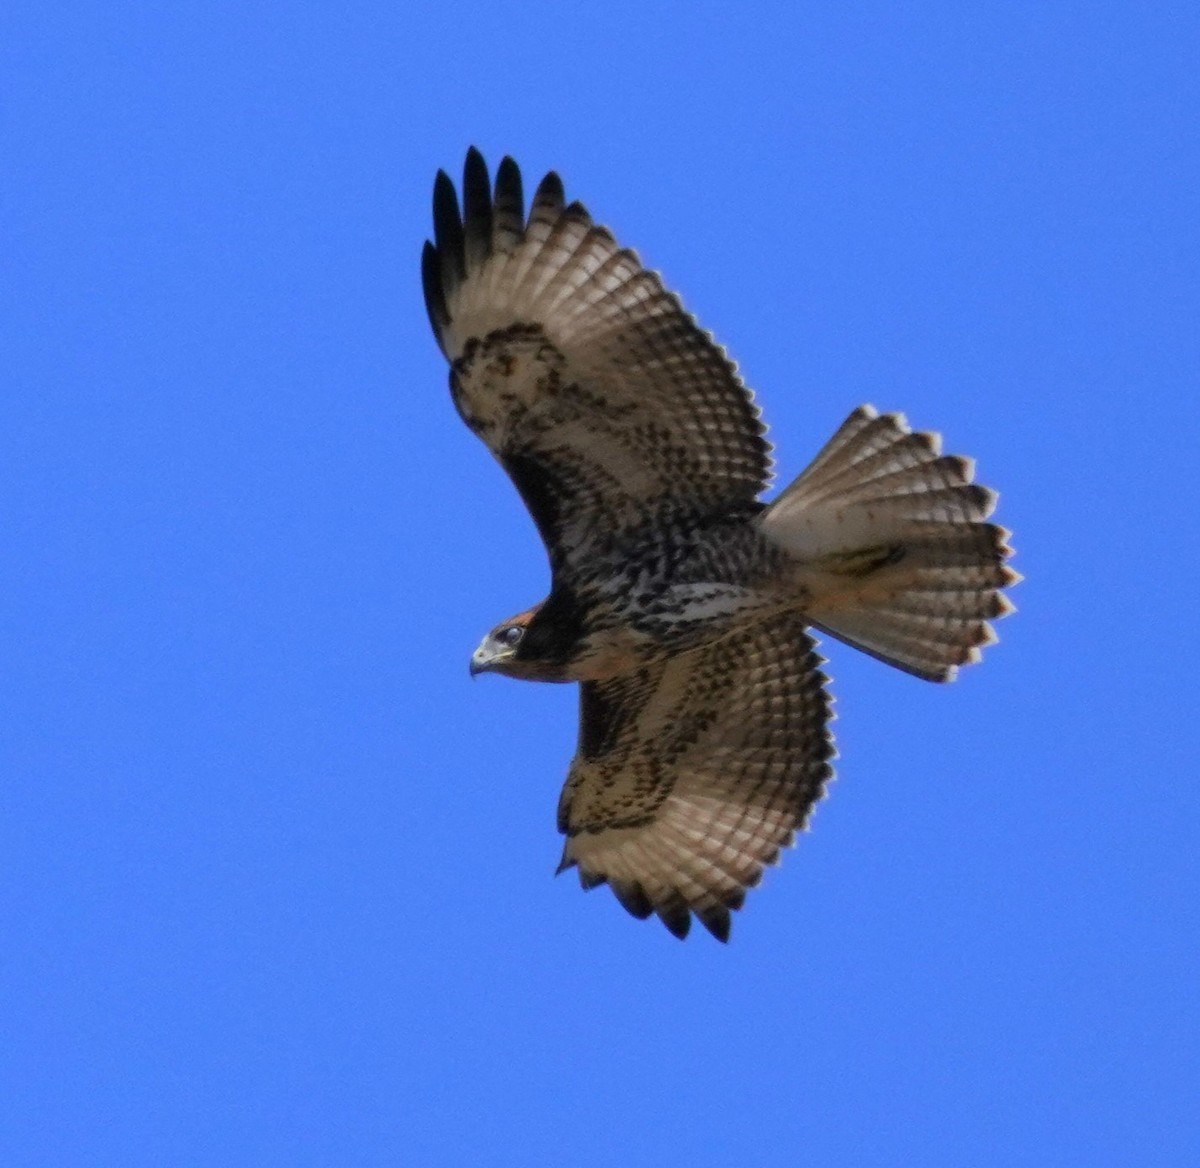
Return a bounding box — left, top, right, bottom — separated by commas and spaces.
422, 148, 1018, 941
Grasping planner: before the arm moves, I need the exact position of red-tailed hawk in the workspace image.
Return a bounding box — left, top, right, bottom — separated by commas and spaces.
422, 148, 1018, 941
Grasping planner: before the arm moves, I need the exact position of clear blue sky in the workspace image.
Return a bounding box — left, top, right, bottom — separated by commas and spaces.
5, 3, 1198, 1165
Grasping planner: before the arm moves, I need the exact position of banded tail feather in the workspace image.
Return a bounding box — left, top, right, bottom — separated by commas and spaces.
761, 405, 1020, 681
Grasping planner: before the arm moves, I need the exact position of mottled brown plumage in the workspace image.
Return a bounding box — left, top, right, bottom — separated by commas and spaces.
423, 148, 1019, 941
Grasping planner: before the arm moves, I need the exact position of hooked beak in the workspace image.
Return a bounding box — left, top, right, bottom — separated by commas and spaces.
470, 639, 509, 678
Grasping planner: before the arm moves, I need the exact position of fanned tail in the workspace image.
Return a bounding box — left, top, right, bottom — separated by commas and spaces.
760, 405, 1020, 681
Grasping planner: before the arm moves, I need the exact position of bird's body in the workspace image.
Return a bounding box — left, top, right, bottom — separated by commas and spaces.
424, 149, 1019, 941
497, 503, 786, 683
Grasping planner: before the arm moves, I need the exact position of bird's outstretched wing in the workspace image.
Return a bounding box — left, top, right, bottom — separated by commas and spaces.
556, 613, 835, 941
422, 148, 771, 575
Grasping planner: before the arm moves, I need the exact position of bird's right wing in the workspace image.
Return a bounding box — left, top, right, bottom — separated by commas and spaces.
556, 613, 836, 941
422, 149, 772, 577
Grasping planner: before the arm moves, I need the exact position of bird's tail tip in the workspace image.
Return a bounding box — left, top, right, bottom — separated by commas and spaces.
760, 405, 1019, 681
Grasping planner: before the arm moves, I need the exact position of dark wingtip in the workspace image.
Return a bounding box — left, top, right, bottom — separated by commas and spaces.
493, 156, 526, 244
610, 878, 653, 920
432, 169, 466, 291
526, 169, 565, 229
578, 868, 607, 891
533, 170, 565, 211
564, 199, 592, 227
496, 156, 523, 203
661, 914, 691, 941
696, 905, 732, 943
462, 147, 493, 269
656, 897, 692, 940
421, 239, 449, 351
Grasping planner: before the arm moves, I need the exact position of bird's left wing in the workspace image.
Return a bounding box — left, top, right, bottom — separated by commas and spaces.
422, 149, 771, 577
556, 614, 835, 941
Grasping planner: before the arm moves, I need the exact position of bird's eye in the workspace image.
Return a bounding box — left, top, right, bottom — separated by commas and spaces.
500, 625, 524, 646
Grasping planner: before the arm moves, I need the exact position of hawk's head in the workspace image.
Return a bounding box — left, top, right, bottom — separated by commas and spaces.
470, 607, 542, 679
471, 593, 644, 683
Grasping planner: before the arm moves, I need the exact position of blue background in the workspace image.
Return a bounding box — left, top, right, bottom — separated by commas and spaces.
5, 3, 1198, 1164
